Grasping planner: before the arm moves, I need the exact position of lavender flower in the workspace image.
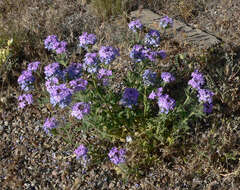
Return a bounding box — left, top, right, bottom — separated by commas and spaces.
44, 35, 59, 50
188, 70, 205, 90
44, 62, 64, 80
144, 29, 161, 47
43, 117, 58, 134
74, 144, 88, 159
203, 103, 213, 114
55, 41, 67, 54
71, 102, 90, 120
198, 89, 214, 104
159, 16, 173, 29
17, 70, 35, 91
97, 68, 112, 86
130, 45, 145, 62
156, 50, 167, 59
158, 94, 176, 114
128, 19, 143, 32
65, 62, 82, 80
120, 88, 139, 108
27, 61, 40, 72
148, 87, 163, 100
45, 77, 59, 93
69, 78, 88, 93
99, 46, 119, 65
49, 84, 72, 108
83, 53, 99, 73
18, 94, 33, 109
142, 48, 158, 62
79, 32, 97, 49
44, 35, 67, 54
142, 69, 156, 86
108, 147, 126, 165
161, 72, 175, 83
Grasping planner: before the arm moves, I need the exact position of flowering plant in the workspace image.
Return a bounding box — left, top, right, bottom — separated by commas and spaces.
17, 22, 214, 177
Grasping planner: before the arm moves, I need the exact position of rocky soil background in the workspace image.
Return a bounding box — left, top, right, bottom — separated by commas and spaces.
0, 0, 240, 189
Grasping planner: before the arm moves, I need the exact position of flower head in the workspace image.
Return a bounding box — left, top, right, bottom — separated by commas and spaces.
158, 94, 176, 114
27, 61, 40, 72
99, 46, 119, 65
43, 117, 58, 134
74, 144, 88, 159
65, 62, 82, 80
203, 103, 213, 114
45, 77, 59, 93
18, 70, 35, 91
188, 70, 205, 90
161, 72, 175, 83
144, 29, 161, 47
55, 41, 67, 54
159, 16, 173, 29
83, 53, 99, 73
108, 147, 126, 165
79, 32, 97, 49
48, 84, 72, 108
198, 89, 214, 104
71, 102, 90, 120
120, 88, 139, 108
148, 87, 163, 100
128, 19, 143, 32
18, 94, 33, 109
130, 44, 145, 62
44, 35, 67, 54
97, 68, 112, 86
44, 62, 63, 79
44, 35, 59, 50
69, 78, 88, 93
142, 69, 156, 86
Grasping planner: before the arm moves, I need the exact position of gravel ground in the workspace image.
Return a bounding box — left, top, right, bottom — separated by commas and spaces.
157, 0, 240, 49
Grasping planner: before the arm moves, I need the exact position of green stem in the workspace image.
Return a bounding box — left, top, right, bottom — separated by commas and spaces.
143, 86, 147, 117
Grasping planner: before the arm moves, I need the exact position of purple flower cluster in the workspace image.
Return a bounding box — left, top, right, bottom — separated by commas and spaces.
18, 70, 35, 91
99, 46, 119, 65
49, 84, 72, 108
148, 87, 163, 100
161, 72, 175, 83
108, 147, 126, 165
44, 35, 67, 54
142, 69, 156, 86
18, 94, 33, 109
188, 70, 205, 90
71, 102, 90, 120
27, 61, 40, 72
128, 19, 143, 32
44, 62, 62, 79
79, 32, 97, 49
188, 70, 214, 114
144, 30, 161, 47
74, 144, 88, 159
45, 77, 59, 92
83, 53, 99, 73
64, 62, 82, 80
69, 78, 88, 93
130, 45, 166, 62
97, 68, 112, 86
119, 88, 139, 108
149, 88, 175, 114
130, 45, 145, 62
159, 16, 173, 29
158, 94, 176, 114
43, 117, 58, 134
